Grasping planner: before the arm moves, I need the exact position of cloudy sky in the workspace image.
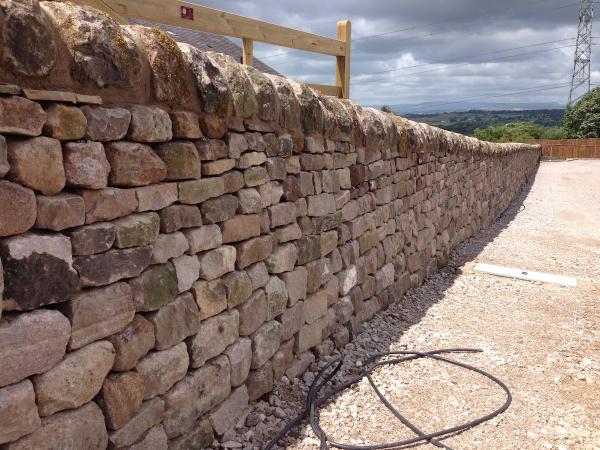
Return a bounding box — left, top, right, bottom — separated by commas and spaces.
189, 0, 598, 110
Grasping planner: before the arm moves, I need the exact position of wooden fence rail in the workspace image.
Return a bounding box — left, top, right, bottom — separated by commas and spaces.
532, 139, 600, 159
75, 0, 351, 98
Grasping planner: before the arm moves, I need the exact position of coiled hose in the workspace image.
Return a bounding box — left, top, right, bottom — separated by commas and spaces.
264, 349, 512, 450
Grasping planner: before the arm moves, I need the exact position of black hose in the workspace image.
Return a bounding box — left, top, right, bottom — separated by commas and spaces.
264, 348, 512, 450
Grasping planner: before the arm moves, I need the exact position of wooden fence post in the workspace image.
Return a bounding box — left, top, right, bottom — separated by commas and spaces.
335, 20, 351, 99
242, 38, 254, 66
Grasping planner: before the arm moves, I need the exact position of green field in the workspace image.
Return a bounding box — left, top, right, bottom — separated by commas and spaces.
404, 109, 564, 136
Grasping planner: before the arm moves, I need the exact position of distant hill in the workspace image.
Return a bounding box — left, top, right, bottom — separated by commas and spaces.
384, 101, 565, 115
402, 109, 565, 136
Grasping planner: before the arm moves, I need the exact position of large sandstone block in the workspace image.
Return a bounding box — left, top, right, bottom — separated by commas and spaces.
127, 106, 172, 143
296, 235, 321, 265
236, 235, 273, 269
308, 193, 336, 217
266, 243, 298, 274
136, 343, 189, 399
151, 232, 189, 264
147, 293, 200, 350
268, 202, 297, 228
32, 340, 115, 416
61, 282, 135, 350
113, 212, 160, 248
97, 371, 145, 430
237, 289, 267, 336
74, 246, 152, 287
166, 418, 213, 450
172, 254, 200, 292
108, 315, 155, 372
80, 188, 138, 224
128, 425, 167, 450
209, 385, 249, 436
129, 263, 178, 312
200, 194, 239, 224
108, 397, 164, 449
162, 355, 230, 438
0, 96, 46, 136
158, 205, 202, 232
246, 361, 273, 401
3, 402, 108, 450
154, 141, 201, 180
170, 111, 202, 139
0, 310, 71, 387
251, 321, 281, 369
295, 320, 323, 353
0, 380, 41, 445
0, 180, 36, 237
222, 270, 253, 309
278, 301, 305, 342
198, 246, 236, 280
178, 177, 225, 204
35, 193, 85, 231
281, 266, 308, 305
304, 291, 328, 324
224, 338, 252, 387
105, 142, 167, 187
237, 188, 262, 214
202, 158, 235, 176
42, 104, 87, 140
0, 135, 9, 178
184, 225, 222, 254
63, 142, 111, 189
265, 276, 288, 320
272, 337, 294, 380
220, 214, 261, 243
135, 183, 178, 212
187, 310, 239, 368
0, 233, 79, 311
7, 137, 65, 195
194, 139, 228, 161
81, 105, 131, 142
247, 261, 269, 290
192, 279, 227, 320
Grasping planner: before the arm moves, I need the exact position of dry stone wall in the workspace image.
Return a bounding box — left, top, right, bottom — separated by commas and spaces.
0, 1, 540, 449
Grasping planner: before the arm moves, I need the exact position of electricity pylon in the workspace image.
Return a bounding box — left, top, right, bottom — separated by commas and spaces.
568, 0, 594, 106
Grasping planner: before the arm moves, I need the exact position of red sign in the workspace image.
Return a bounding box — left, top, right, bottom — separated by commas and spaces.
181, 6, 194, 20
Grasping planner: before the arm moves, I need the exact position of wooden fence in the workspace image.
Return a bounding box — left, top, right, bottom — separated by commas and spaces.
531, 139, 600, 159
75, 0, 351, 98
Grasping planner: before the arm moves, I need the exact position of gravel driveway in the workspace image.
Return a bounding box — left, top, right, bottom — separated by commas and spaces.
223, 160, 600, 450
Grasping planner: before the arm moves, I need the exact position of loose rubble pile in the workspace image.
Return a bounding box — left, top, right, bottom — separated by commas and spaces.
0, 1, 540, 449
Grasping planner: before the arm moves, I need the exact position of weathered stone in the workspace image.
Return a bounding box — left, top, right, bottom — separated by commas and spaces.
166, 418, 213, 450
220, 214, 261, 243
259, 181, 284, 209
278, 301, 305, 342
81, 188, 138, 224
227, 133, 249, 158
128, 425, 167, 450
182, 225, 221, 255
187, 310, 239, 368
63, 142, 110, 189
172, 254, 200, 292
200, 194, 239, 223
0, 181, 36, 237
237, 289, 267, 336
244, 166, 269, 187
98, 371, 145, 430
0, 96, 46, 136
43, 104, 86, 140
7, 137, 65, 195
3, 402, 108, 450
178, 177, 225, 204
192, 279, 227, 320
321, 230, 338, 257
236, 235, 273, 269
274, 223, 302, 244
63, 282, 134, 350
202, 158, 235, 176
307, 258, 332, 294
251, 321, 281, 369
113, 212, 160, 248
265, 276, 288, 320
162, 355, 230, 438
74, 246, 152, 287
194, 139, 228, 161
210, 385, 249, 436
237, 188, 262, 214
272, 337, 294, 380
222, 270, 253, 309
151, 232, 188, 264
338, 265, 358, 295
281, 267, 308, 306
304, 291, 328, 324
0, 233, 79, 311
238, 151, 266, 169
127, 106, 172, 143
136, 343, 189, 399
170, 111, 202, 139
246, 361, 273, 401
32, 340, 115, 416
0, 379, 40, 445
129, 263, 178, 312
221, 170, 245, 194
308, 193, 336, 217
159, 205, 202, 232
135, 183, 178, 212
147, 293, 200, 350
105, 142, 166, 187
246, 261, 269, 290
267, 202, 296, 228
224, 338, 252, 387
82, 106, 131, 141
296, 235, 321, 265
266, 243, 298, 274
154, 141, 201, 180
198, 246, 236, 280
286, 351, 315, 380
295, 320, 323, 353
108, 398, 164, 449
0, 135, 8, 178
198, 114, 227, 139
108, 315, 155, 372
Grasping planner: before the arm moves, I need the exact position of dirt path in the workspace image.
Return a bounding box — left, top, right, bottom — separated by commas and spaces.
234, 161, 600, 450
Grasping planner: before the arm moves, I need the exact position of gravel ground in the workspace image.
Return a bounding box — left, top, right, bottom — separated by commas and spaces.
217, 160, 600, 450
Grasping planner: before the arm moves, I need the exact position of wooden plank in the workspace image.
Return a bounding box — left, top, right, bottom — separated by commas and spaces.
307, 83, 342, 97
101, 0, 346, 56
0, 84, 22, 95
71, 0, 128, 24
242, 38, 254, 66
23, 89, 77, 103
76, 94, 103, 105
474, 263, 577, 287
335, 20, 351, 99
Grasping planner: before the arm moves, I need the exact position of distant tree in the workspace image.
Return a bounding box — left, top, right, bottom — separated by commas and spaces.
541, 127, 567, 140
562, 87, 600, 138
474, 122, 545, 143
381, 105, 393, 114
